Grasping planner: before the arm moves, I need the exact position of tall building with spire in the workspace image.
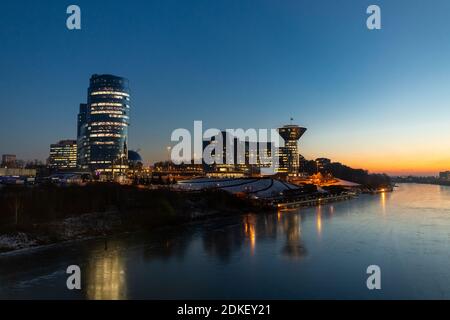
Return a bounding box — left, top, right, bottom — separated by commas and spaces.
77, 74, 130, 175
277, 124, 307, 176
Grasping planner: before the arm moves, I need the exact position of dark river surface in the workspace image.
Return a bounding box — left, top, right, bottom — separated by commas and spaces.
0, 183, 449, 299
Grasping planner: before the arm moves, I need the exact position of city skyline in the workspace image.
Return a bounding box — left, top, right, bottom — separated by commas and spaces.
2, 1, 450, 176
2, 1, 450, 303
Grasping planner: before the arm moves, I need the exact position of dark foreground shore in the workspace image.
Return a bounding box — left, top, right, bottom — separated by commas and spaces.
0, 184, 259, 253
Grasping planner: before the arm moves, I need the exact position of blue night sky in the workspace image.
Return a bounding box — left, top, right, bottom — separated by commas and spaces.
1, 0, 450, 175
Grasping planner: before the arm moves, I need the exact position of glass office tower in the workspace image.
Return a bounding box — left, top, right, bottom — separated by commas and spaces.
49, 140, 77, 170
77, 74, 130, 176
77, 103, 88, 169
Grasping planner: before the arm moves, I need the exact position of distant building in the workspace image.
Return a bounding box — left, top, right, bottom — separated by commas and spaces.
153, 161, 204, 179
298, 154, 309, 176
128, 150, 143, 167
77, 103, 88, 168
439, 171, 450, 181
47, 172, 89, 185
49, 140, 77, 170
1, 154, 17, 168
277, 124, 307, 176
315, 158, 331, 173
0, 168, 36, 178
128, 150, 144, 175
202, 131, 273, 177
77, 74, 130, 176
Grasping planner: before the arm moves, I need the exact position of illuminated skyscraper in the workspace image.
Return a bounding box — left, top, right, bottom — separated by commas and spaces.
49, 140, 77, 170
77, 74, 130, 175
277, 124, 307, 176
77, 103, 88, 168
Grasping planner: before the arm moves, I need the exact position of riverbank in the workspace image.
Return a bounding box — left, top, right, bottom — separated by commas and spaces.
0, 183, 365, 254
392, 176, 450, 187
0, 184, 259, 253
274, 192, 357, 210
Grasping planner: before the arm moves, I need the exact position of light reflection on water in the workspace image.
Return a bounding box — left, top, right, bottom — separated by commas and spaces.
85, 248, 127, 300
380, 191, 386, 216
243, 214, 256, 255
316, 205, 322, 237
0, 183, 450, 299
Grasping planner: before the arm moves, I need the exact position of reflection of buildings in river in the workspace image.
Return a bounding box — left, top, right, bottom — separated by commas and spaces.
243, 213, 279, 254
202, 214, 279, 262
315, 204, 337, 236
284, 214, 300, 242
380, 191, 386, 215
281, 213, 307, 258
316, 205, 322, 237
86, 249, 127, 300
244, 214, 257, 254
202, 224, 244, 262
261, 214, 277, 239
329, 205, 334, 216
203, 212, 308, 260
142, 230, 192, 262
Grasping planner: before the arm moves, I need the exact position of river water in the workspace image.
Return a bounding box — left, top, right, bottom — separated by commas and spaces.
0, 183, 449, 299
